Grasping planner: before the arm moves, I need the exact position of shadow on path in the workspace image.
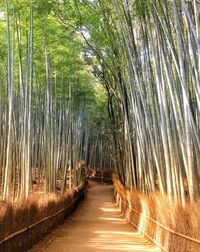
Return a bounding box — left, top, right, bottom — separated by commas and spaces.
29, 183, 160, 252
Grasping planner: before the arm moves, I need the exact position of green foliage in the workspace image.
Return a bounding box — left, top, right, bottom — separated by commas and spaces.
132, 0, 152, 18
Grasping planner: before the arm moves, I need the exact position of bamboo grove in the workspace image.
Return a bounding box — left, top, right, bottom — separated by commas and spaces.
1, 0, 200, 207
53, 0, 200, 206
0, 0, 112, 202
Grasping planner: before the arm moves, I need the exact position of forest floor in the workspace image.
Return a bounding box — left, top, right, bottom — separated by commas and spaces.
29, 181, 160, 252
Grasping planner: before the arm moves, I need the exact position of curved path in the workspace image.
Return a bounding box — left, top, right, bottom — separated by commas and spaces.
30, 182, 160, 252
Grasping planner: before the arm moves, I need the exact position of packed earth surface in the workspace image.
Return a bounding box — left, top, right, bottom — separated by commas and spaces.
29, 182, 160, 252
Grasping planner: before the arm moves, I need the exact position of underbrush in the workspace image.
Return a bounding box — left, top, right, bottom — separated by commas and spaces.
0, 182, 85, 243
113, 176, 200, 252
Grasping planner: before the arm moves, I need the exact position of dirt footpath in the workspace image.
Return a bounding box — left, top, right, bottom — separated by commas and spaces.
29, 183, 160, 252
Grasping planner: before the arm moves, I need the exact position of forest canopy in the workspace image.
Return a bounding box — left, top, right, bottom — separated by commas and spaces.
0, 0, 200, 207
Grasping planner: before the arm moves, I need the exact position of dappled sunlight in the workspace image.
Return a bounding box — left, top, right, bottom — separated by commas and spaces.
94, 193, 160, 251
94, 230, 138, 236
100, 207, 119, 212
114, 177, 200, 252
98, 217, 125, 222
98, 216, 128, 225
153, 226, 162, 247
89, 195, 160, 251
29, 184, 162, 252
126, 191, 133, 222
86, 230, 161, 251
139, 199, 150, 233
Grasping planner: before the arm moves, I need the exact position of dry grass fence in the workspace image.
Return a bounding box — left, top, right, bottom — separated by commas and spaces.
0, 181, 87, 252
113, 176, 200, 252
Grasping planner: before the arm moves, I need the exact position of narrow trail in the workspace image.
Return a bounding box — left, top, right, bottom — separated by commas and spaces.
30, 182, 160, 252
